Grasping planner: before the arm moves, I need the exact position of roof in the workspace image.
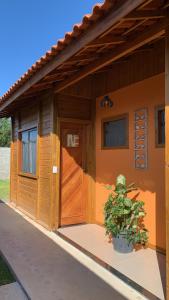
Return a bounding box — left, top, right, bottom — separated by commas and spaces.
0, 0, 167, 115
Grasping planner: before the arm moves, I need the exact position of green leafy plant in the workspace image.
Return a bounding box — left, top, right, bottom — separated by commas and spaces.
104, 175, 148, 246
0, 118, 11, 147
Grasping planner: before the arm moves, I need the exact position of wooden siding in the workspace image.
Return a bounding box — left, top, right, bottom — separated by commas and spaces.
56, 94, 92, 120
93, 40, 164, 97
38, 96, 52, 226
10, 91, 93, 228
10, 93, 53, 228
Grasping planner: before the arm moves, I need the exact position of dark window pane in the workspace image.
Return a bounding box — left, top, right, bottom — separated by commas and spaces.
22, 131, 29, 173
157, 109, 165, 145
29, 129, 37, 174
21, 128, 37, 174
103, 117, 127, 148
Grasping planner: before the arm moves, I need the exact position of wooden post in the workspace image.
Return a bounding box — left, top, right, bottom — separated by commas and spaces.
50, 91, 59, 230
36, 100, 41, 220
54, 95, 61, 229
165, 25, 169, 299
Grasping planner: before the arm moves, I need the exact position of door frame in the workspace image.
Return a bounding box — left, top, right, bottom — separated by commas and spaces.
56, 117, 95, 228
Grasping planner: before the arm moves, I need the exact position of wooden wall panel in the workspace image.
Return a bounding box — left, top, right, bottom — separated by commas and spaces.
61, 76, 93, 99
20, 103, 38, 130
93, 40, 164, 97
10, 93, 53, 228
56, 94, 92, 120
38, 96, 52, 227
17, 176, 38, 217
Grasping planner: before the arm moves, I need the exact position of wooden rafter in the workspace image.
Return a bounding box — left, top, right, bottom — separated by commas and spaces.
163, 0, 169, 9
123, 19, 147, 36
125, 10, 164, 20
138, 0, 154, 9
55, 19, 167, 93
85, 35, 125, 47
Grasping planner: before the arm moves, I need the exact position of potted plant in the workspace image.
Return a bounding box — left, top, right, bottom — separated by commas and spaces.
104, 175, 148, 253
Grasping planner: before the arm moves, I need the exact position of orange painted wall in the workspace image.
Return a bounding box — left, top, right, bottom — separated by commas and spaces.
95, 74, 165, 250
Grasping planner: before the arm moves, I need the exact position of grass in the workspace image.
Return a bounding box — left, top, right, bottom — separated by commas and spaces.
0, 179, 10, 201
0, 256, 15, 286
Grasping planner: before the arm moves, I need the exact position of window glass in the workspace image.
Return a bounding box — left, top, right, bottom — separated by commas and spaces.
29, 129, 37, 174
103, 116, 128, 148
21, 128, 37, 174
22, 131, 29, 173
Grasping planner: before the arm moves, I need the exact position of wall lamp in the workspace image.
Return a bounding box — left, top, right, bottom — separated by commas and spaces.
100, 95, 114, 108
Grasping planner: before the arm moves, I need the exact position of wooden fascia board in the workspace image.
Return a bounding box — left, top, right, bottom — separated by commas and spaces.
0, 0, 145, 113
55, 19, 167, 93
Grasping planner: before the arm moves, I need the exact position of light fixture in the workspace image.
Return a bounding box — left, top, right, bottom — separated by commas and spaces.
100, 95, 113, 108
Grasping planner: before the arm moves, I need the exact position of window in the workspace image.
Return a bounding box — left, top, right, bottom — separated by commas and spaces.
155, 107, 165, 147
21, 128, 37, 174
102, 114, 128, 149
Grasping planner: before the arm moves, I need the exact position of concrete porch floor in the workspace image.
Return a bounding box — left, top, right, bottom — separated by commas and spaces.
58, 224, 166, 300
0, 202, 149, 300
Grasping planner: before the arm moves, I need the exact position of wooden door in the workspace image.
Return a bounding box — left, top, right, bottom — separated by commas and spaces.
60, 122, 87, 226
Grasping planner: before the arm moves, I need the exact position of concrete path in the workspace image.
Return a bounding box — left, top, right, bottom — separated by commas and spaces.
0, 202, 128, 300
0, 282, 27, 300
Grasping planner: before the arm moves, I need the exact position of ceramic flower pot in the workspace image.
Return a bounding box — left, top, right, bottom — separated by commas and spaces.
113, 234, 133, 253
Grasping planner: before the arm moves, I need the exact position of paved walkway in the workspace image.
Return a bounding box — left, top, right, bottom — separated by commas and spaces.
0, 202, 128, 300
0, 282, 27, 300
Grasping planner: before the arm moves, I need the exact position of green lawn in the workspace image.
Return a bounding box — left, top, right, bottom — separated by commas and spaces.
0, 256, 15, 286
0, 180, 10, 201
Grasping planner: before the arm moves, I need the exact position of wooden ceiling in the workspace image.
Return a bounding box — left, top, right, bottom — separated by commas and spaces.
25, 0, 167, 96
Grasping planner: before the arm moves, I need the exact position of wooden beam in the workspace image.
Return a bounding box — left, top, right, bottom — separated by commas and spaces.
55, 19, 167, 93
138, 0, 154, 9
165, 24, 169, 300
85, 35, 125, 47
163, 0, 169, 9
123, 19, 147, 36
126, 10, 164, 20
0, 0, 145, 113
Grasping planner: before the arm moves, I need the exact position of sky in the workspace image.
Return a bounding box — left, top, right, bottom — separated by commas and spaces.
0, 0, 102, 96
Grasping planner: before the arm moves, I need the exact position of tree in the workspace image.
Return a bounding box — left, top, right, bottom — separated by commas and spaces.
0, 118, 11, 147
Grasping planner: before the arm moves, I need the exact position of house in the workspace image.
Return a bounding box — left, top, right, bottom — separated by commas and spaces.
0, 0, 168, 298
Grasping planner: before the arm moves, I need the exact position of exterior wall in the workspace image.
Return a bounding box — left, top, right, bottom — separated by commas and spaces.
10, 92, 92, 229
95, 74, 165, 250
0, 147, 10, 180
10, 93, 53, 228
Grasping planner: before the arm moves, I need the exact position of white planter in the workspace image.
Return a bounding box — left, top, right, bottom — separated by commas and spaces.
113, 235, 133, 253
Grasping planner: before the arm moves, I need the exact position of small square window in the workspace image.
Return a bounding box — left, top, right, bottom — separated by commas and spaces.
102, 114, 128, 149
155, 107, 165, 147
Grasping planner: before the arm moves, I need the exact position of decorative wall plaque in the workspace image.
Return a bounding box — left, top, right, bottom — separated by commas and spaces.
134, 108, 147, 169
